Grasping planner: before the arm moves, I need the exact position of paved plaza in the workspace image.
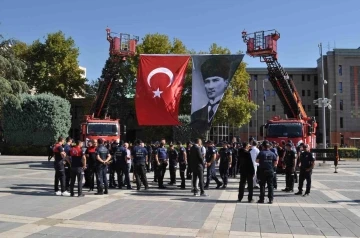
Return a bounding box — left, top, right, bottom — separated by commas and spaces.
0, 156, 359, 237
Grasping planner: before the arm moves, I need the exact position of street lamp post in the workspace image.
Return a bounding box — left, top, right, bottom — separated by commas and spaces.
329, 93, 336, 147
319, 43, 327, 149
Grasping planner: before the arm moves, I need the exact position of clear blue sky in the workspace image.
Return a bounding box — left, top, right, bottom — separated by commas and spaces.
1, 0, 360, 81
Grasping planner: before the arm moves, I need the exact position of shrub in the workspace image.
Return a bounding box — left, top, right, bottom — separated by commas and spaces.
2, 93, 71, 146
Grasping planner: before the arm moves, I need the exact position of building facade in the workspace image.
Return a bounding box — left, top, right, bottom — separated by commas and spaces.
320, 48, 360, 147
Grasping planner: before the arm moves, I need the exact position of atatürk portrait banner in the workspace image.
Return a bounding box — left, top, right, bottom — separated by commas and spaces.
190, 54, 244, 133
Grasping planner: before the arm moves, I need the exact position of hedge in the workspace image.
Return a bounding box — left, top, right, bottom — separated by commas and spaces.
0, 144, 48, 156
2, 93, 71, 146
338, 148, 360, 159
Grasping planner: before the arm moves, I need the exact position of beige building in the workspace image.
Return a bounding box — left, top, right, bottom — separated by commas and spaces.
320, 48, 360, 147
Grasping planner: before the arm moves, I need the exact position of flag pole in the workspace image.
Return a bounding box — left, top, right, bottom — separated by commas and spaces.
263, 79, 265, 140
255, 78, 258, 140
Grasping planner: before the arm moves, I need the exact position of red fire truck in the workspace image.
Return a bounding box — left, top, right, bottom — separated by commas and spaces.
80, 28, 138, 144
242, 30, 317, 150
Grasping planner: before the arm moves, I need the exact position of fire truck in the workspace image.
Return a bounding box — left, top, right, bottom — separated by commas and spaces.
242, 29, 317, 149
80, 28, 138, 144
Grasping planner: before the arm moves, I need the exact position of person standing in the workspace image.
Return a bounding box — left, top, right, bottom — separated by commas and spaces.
229, 143, 238, 178
295, 144, 315, 196
249, 140, 260, 189
95, 138, 111, 195
145, 142, 152, 173
176, 141, 187, 189
270, 142, 279, 190
168, 143, 178, 185
238, 142, 255, 202
189, 138, 208, 197
109, 140, 119, 188
85, 140, 97, 191
123, 143, 132, 189
151, 142, 159, 182
131, 140, 149, 190
69, 141, 86, 197
114, 140, 127, 189
204, 141, 222, 189
155, 142, 168, 189
186, 142, 193, 180
63, 137, 73, 192
256, 140, 277, 204
283, 143, 296, 192
218, 142, 232, 189
53, 137, 71, 196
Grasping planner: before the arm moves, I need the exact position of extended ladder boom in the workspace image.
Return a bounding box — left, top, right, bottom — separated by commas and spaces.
242, 29, 308, 120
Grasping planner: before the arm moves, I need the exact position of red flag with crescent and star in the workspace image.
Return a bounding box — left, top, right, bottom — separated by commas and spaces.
135, 55, 190, 125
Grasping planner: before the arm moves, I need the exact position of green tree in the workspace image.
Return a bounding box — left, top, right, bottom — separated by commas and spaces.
23, 31, 85, 99
2, 93, 71, 146
201, 43, 258, 127
0, 36, 29, 130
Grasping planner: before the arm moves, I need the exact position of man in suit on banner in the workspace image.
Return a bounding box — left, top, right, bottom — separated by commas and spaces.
190, 57, 230, 133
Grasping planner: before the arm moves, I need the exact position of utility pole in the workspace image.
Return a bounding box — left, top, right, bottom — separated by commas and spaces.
319, 43, 327, 149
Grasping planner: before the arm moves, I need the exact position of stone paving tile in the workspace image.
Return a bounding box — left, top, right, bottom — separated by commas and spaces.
0, 221, 23, 232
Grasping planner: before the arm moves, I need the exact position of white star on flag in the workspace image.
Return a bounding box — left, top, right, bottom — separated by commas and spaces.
153, 88, 163, 98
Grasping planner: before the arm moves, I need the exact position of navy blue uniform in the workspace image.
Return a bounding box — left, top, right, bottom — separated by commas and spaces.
152, 147, 158, 181
146, 145, 152, 172
132, 146, 149, 190
257, 150, 277, 202
63, 143, 72, 191
298, 151, 315, 194
96, 145, 110, 194
186, 147, 192, 179
229, 147, 238, 178
238, 148, 255, 202
284, 150, 296, 191
168, 148, 178, 184
205, 146, 222, 188
218, 148, 232, 186
177, 147, 187, 188
270, 147, 279, 189
157, 147, 168, 188
115, 146, 129, 188
109, 142, 118, 187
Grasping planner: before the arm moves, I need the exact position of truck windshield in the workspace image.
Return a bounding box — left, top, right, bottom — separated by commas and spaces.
87, 123, 118, 136
267, 123, 302, 138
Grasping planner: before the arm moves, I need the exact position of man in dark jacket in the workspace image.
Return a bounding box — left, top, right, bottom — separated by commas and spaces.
238, 142, 255, 202
189, 138, 208, 197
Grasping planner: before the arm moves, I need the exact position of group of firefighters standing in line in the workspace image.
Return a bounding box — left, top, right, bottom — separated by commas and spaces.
51, 136, 316, 203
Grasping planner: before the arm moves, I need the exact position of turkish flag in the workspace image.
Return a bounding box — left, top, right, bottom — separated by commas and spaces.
135, 55, 190, 125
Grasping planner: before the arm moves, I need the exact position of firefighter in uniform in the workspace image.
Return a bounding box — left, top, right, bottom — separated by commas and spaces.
63, 137, 73, 192
131, 140, 149, 190
256, 140, 277, 204
168, 143, 178, 185
156, 142, 168, 189
85, 140, 97, 191
283, 143, 296, 192
114, 141, 127, 189
176, 141, 187, 189
152, 142, 159, 182
95, 138, 111, 195
295, 144, 315, 196
218, 142, 232, 189
186, 141, 193, 180
204, 141, 222, 189
69, 140, 86, 197
108, 140, 118, 188
53, 137, 70, 196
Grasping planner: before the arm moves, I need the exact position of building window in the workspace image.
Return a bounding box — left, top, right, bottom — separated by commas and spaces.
307, 75, 311, 81
266, 105, 270, 111
307, 90, 311, 96
340, 117, 344, 128
339, 82, 343, 93
308, 105, 311, 112
253, 75, 258, 81
302, 75, 305, 81
302, 90, 305, 96
338, 65, 342, 76
272, 105, 276, 111
249, 120, 252, 127
266, 90, 270, 97
340, 100, 343, 111
272, 90, 276, 96
315, 106, 319, 116
314, 75, 318, 85
314, 91, 319, 99
302, 104, 305, 110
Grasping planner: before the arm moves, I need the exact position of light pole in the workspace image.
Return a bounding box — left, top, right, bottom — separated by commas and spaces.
329, 93, 336, 147
319, 43, 327, 149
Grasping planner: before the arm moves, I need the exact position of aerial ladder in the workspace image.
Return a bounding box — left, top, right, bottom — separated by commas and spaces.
242, 29, 317, 148
81, 28, 138, 143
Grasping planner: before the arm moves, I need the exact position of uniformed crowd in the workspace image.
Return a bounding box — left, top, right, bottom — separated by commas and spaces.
50, 136, 315, 204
